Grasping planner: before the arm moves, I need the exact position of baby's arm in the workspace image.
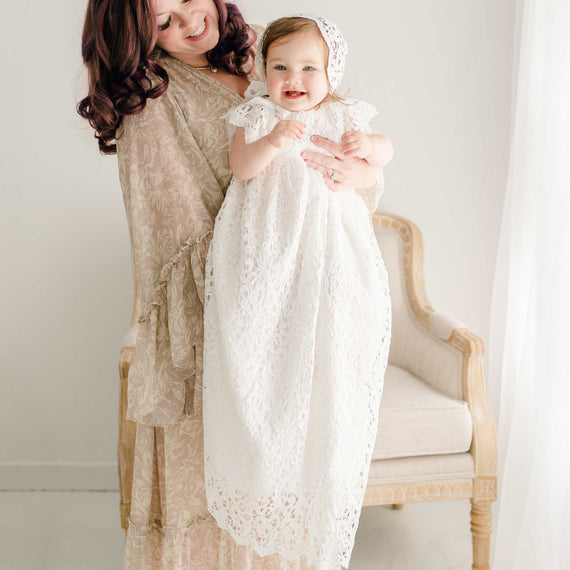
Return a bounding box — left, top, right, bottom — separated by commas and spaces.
229, 120, 306, 180
340, 130, 394, 168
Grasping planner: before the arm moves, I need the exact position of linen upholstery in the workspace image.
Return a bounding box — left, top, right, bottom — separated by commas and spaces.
361, 214, 497, 570
374, 365, 472, 460
368, 453, 475, 484
375, 228, 464, 400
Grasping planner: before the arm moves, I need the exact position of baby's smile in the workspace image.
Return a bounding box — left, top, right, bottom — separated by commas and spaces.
283, 90, 307, 99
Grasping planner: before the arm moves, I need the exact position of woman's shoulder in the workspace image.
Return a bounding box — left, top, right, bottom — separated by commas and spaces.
120, 88, 176, 127
250, 24, 265, 47
117, 88, 183, 154
246, 24, 265, 81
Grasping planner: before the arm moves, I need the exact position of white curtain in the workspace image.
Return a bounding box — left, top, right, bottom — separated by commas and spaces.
488, 0, 570, 567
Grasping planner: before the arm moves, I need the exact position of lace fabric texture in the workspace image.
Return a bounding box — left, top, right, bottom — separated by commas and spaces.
120, 28, 340, 570
309, 16, 348, 91
202, 94, 392, 569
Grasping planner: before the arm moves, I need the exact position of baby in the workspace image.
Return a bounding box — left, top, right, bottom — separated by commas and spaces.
203, 15, 392, 570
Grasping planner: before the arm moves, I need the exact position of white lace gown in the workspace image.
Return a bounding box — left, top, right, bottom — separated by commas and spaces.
203, 83, 392, 569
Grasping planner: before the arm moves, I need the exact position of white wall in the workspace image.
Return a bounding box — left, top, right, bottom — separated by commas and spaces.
0, 0, 132, 488
0, 0, 515, 488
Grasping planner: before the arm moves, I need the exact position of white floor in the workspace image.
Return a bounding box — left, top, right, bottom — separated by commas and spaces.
0, 491, 473, 569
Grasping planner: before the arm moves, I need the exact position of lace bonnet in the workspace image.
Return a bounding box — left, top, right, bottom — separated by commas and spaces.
257, 14, 349, 92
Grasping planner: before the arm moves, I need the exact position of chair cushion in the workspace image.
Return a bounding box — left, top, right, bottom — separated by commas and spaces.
367, 452, 475, 484
373, 365, 473, 460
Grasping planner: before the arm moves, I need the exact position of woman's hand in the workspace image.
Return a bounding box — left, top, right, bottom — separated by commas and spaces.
301, 134, 381, 191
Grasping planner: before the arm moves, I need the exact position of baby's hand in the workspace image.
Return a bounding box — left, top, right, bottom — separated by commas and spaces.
267, 120, 306, 149
340, 130, 372, 159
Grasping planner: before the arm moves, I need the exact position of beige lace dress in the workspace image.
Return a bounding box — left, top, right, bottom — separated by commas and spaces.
116, 39, 345, 569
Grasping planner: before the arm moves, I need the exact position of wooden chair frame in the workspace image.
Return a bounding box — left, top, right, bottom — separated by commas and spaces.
364, 213, 497, 570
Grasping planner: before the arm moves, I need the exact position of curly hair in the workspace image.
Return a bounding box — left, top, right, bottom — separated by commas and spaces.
77, 0, 256, 155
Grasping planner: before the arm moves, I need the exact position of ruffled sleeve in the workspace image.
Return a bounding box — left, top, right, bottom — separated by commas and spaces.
117, 86, 224, 427
344, 99, 384, 216
226, 85, 280, 146
345, 100, 378, 134
126, 231, 212, 427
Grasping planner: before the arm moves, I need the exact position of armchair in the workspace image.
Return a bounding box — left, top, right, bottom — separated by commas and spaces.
117, 212, 498, 569
364, 213, 497, 570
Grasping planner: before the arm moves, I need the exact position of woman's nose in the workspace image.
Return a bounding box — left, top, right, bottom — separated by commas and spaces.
178, 9, 197, 31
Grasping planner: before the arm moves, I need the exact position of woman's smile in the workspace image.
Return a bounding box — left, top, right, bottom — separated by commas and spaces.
155, 0, 220, 66
186, 17, 207, 40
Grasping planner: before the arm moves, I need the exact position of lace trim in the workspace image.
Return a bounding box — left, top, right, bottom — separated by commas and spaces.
205, 470, 361, 568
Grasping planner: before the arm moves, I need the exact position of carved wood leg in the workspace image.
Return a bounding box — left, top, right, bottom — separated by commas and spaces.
471, 476, 497, 569
392, 503, 404, 510
471, 500, 492, 569
118, 348, 137, 531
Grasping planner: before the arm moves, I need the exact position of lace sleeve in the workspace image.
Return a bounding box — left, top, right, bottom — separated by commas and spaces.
226, 94, 272, 146
345, 100, 378, 135
343, 100, 384, 215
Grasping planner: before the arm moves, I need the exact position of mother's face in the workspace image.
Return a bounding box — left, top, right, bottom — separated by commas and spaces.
155, 0, 220, 65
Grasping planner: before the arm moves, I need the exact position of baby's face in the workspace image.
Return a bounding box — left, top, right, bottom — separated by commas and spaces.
265, 30, 330, 112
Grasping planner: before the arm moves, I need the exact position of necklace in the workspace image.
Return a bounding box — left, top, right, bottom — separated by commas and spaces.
192, 64, 218, 73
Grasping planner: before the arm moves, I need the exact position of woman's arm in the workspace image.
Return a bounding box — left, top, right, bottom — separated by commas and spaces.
230, 120, 306, 180
116, 92, 219, 425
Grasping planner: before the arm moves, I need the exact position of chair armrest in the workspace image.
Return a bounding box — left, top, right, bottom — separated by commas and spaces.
429, 311, 466, 341
374, 213, 463, 399
121, 259, 140, 353
373, 213, 484, 399
391, 310, 466, 401
120, 325, 139, 351
118, 262, 140, 383
374, 212, 497, 476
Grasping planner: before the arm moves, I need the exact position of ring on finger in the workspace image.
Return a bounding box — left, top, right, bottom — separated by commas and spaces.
330, 170, 336, 182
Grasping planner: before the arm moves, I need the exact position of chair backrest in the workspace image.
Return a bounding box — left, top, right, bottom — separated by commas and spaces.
373, 213, 420, 367
372, 212, 463, 400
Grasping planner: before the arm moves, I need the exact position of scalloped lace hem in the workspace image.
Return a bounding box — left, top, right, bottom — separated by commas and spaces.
204, 471, 359, 570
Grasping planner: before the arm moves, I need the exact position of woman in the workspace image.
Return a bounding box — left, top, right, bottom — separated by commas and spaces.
78, 0, 384, 568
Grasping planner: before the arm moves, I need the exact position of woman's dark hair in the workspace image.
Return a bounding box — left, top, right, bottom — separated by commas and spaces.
77, 0, 256, 155
208, 0, 256, 76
